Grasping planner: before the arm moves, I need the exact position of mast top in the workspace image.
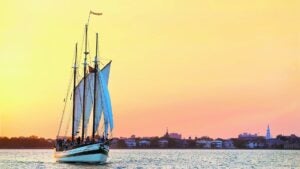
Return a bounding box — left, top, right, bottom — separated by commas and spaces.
88, 11, 103, 25
94, 33, 99, 63
84, 24, 89, 57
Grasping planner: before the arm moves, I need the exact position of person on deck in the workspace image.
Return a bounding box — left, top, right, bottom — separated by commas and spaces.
101, 135, 105, 143
76, 137, 81, 145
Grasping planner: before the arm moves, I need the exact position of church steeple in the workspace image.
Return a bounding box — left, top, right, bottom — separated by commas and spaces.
266, 124, 272, 140
164, 127, 169, 138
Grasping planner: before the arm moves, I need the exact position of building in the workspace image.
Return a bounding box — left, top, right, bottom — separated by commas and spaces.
238, 133, 258, 140
162, 128, 181, 139
223, 140, 235, 149
245, 140, 266, 149
175, 139, 189, 148
266, 138, 283, 148
158, 139, 168, 148
138, 140, 151, 148
247, 141, 258, 149
124, 138, 137, 148
169, 133, 182, 139
211, 140, 223, 149
110, 138, 119, 148
265, 125, 272, 140
196, 139, 211, 148
284, 143, 300, 149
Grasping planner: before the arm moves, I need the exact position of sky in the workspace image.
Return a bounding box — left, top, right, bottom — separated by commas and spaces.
0, 0, 299, 139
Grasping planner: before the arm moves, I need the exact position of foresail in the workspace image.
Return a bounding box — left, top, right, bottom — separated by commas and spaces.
94, 62, 111, 134
100, 69, 113, 134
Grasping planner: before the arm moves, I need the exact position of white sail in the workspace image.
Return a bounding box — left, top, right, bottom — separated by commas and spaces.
73, 73, 94, 136
73, 62, 112, 137
73, 78, 83, 136
84, 74, 95, 134
100, 69, 114, 134
94, 62, 111, 134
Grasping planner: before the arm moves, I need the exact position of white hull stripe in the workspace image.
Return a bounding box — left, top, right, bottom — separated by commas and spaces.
57, 153, 108, 163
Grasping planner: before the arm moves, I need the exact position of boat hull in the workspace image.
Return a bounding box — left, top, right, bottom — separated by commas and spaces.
54, 143, 109, 163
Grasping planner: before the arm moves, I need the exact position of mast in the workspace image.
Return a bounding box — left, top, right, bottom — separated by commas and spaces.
92, 33, 99, 140
72, 43, 78, 142
82, 24, 89, 142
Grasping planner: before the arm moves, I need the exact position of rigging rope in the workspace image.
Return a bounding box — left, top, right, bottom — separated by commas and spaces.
67, 25, 86, 138
57, 12, 107, 139
56, 61, 74, 137
64, 94, 73, 136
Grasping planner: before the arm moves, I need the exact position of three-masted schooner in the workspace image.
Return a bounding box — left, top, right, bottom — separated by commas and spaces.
54, 12, 114, 163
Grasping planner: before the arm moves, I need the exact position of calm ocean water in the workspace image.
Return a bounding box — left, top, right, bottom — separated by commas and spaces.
0, 149, 299, 169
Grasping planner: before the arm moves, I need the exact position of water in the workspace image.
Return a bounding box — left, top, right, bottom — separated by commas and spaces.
0, 149, 300, 169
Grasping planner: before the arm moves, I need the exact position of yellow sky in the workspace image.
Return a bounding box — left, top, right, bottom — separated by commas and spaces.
0, 0, 299, 138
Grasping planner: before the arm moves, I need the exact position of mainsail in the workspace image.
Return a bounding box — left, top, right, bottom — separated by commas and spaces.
84, 74, 95, 134
73, 62, 113, 136
73, 73, 94, 136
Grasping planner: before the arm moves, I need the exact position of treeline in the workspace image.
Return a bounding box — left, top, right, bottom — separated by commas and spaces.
0, 136, 54, 149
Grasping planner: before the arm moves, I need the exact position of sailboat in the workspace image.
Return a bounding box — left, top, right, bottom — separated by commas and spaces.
54, 12, 114, 163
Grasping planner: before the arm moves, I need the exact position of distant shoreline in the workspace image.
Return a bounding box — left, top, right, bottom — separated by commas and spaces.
1, 134, 300, 150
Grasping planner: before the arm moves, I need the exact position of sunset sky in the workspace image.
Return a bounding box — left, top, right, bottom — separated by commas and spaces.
0, 0, 299, 139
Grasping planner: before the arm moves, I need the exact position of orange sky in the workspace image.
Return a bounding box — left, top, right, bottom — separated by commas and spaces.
0, 0, 299, 139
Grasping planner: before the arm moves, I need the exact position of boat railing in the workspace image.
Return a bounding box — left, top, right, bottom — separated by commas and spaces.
55, 137, 110, 151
